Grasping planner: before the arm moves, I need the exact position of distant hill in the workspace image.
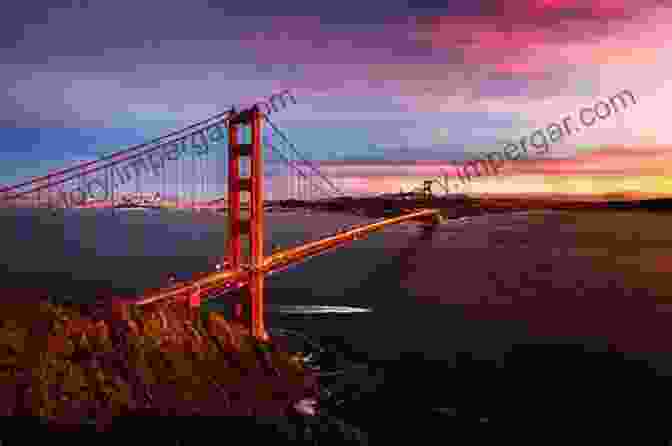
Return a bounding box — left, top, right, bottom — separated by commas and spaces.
471, 194, 672, 213
606, 197, 672, 211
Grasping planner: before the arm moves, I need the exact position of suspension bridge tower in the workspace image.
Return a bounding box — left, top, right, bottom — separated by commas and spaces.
227, 105, 268, 341
423, 180, 433, 199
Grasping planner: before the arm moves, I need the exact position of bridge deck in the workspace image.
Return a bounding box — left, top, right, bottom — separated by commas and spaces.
133, 208, 440, 307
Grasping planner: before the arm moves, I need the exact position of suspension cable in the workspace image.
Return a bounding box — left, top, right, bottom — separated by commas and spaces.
264, 137, 331, 199
0, 109, 234, 196
262, 115, 343, 196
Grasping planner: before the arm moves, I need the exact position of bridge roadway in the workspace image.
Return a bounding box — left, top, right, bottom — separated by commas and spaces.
133, 208, 440, 307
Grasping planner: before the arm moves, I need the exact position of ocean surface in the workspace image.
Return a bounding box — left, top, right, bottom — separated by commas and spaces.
3, 206, 672, 428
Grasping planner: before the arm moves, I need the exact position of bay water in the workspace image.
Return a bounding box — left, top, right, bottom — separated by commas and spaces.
3, 207, 672, 428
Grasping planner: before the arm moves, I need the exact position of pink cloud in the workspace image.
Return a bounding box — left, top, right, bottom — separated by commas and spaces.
502, 145, 672, 176
414, 1, 662, 78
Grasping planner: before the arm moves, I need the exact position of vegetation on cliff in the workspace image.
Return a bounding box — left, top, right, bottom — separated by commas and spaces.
0, 297, 317, 429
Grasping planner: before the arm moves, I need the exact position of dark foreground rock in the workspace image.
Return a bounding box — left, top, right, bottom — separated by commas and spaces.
0, 414, 369, 444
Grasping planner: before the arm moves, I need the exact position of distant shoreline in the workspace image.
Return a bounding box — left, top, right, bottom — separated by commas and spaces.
470, 196, 672, 212
254, 195, 672, 222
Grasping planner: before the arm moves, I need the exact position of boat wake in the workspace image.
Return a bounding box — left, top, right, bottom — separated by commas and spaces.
266, 305, 372, 314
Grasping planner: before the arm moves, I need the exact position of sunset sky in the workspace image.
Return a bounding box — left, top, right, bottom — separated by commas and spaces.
1, 0, 670, 198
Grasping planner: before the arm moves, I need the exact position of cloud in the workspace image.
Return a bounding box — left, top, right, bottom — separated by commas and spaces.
1, 0, 671, 190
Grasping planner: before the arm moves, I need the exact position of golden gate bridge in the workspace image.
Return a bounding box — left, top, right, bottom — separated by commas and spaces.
0, 102, 442, 342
